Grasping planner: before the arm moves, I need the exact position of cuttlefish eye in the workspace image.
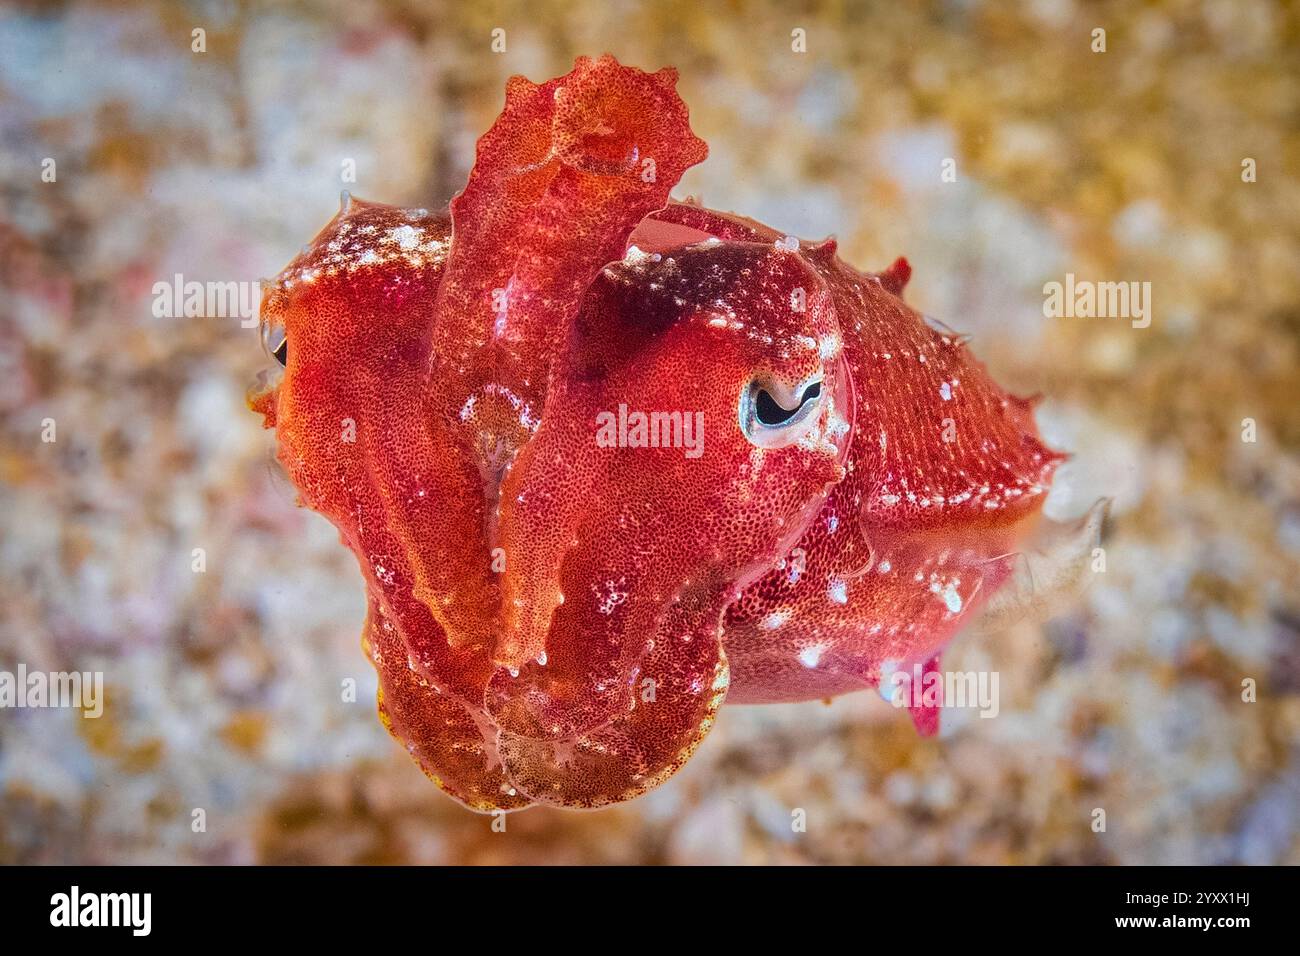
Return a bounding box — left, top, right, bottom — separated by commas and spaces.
741, 376, 823, 447
262, 321, 288, 367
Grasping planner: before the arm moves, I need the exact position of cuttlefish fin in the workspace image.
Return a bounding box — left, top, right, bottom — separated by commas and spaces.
974, 497, 1111, 635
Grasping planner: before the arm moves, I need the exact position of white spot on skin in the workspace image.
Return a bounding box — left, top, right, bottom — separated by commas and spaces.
818, 333, 842, 360
762, 610, 790, 631
828, 578, 848, 604
799, 644, 825, 668
595, 579, 628, 615
878, 659, 901, 701
389, 224, 422, 250
942, 583, 963, 614
940, 381, 952, 401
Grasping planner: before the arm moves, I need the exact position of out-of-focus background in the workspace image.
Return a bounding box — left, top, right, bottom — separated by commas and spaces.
1, 0, 1297, 864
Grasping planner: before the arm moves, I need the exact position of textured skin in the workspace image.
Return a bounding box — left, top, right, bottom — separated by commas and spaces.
249, 55, 1062, 810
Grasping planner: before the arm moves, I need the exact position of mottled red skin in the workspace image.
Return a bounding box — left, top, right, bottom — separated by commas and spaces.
250, 55, 1062, 810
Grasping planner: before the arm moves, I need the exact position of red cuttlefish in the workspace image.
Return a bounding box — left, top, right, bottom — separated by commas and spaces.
249, 55, 1088, 811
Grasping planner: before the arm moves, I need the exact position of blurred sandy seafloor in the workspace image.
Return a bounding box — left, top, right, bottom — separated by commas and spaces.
1, 0, 1298, 864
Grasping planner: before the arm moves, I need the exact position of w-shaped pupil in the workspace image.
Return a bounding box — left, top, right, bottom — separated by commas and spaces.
755, 380, 821, 427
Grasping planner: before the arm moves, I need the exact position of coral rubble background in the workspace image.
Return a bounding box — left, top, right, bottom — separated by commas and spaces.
1, 0, 1297, 864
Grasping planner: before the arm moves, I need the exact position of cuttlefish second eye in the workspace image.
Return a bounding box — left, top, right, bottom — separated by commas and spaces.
741, 375, 824, 447
262, 319, 287, 367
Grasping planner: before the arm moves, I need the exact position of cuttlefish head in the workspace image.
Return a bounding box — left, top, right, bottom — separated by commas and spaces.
483, 231, 861, 804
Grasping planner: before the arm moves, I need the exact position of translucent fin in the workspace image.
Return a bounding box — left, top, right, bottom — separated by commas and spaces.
974, 497, 1110, 634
